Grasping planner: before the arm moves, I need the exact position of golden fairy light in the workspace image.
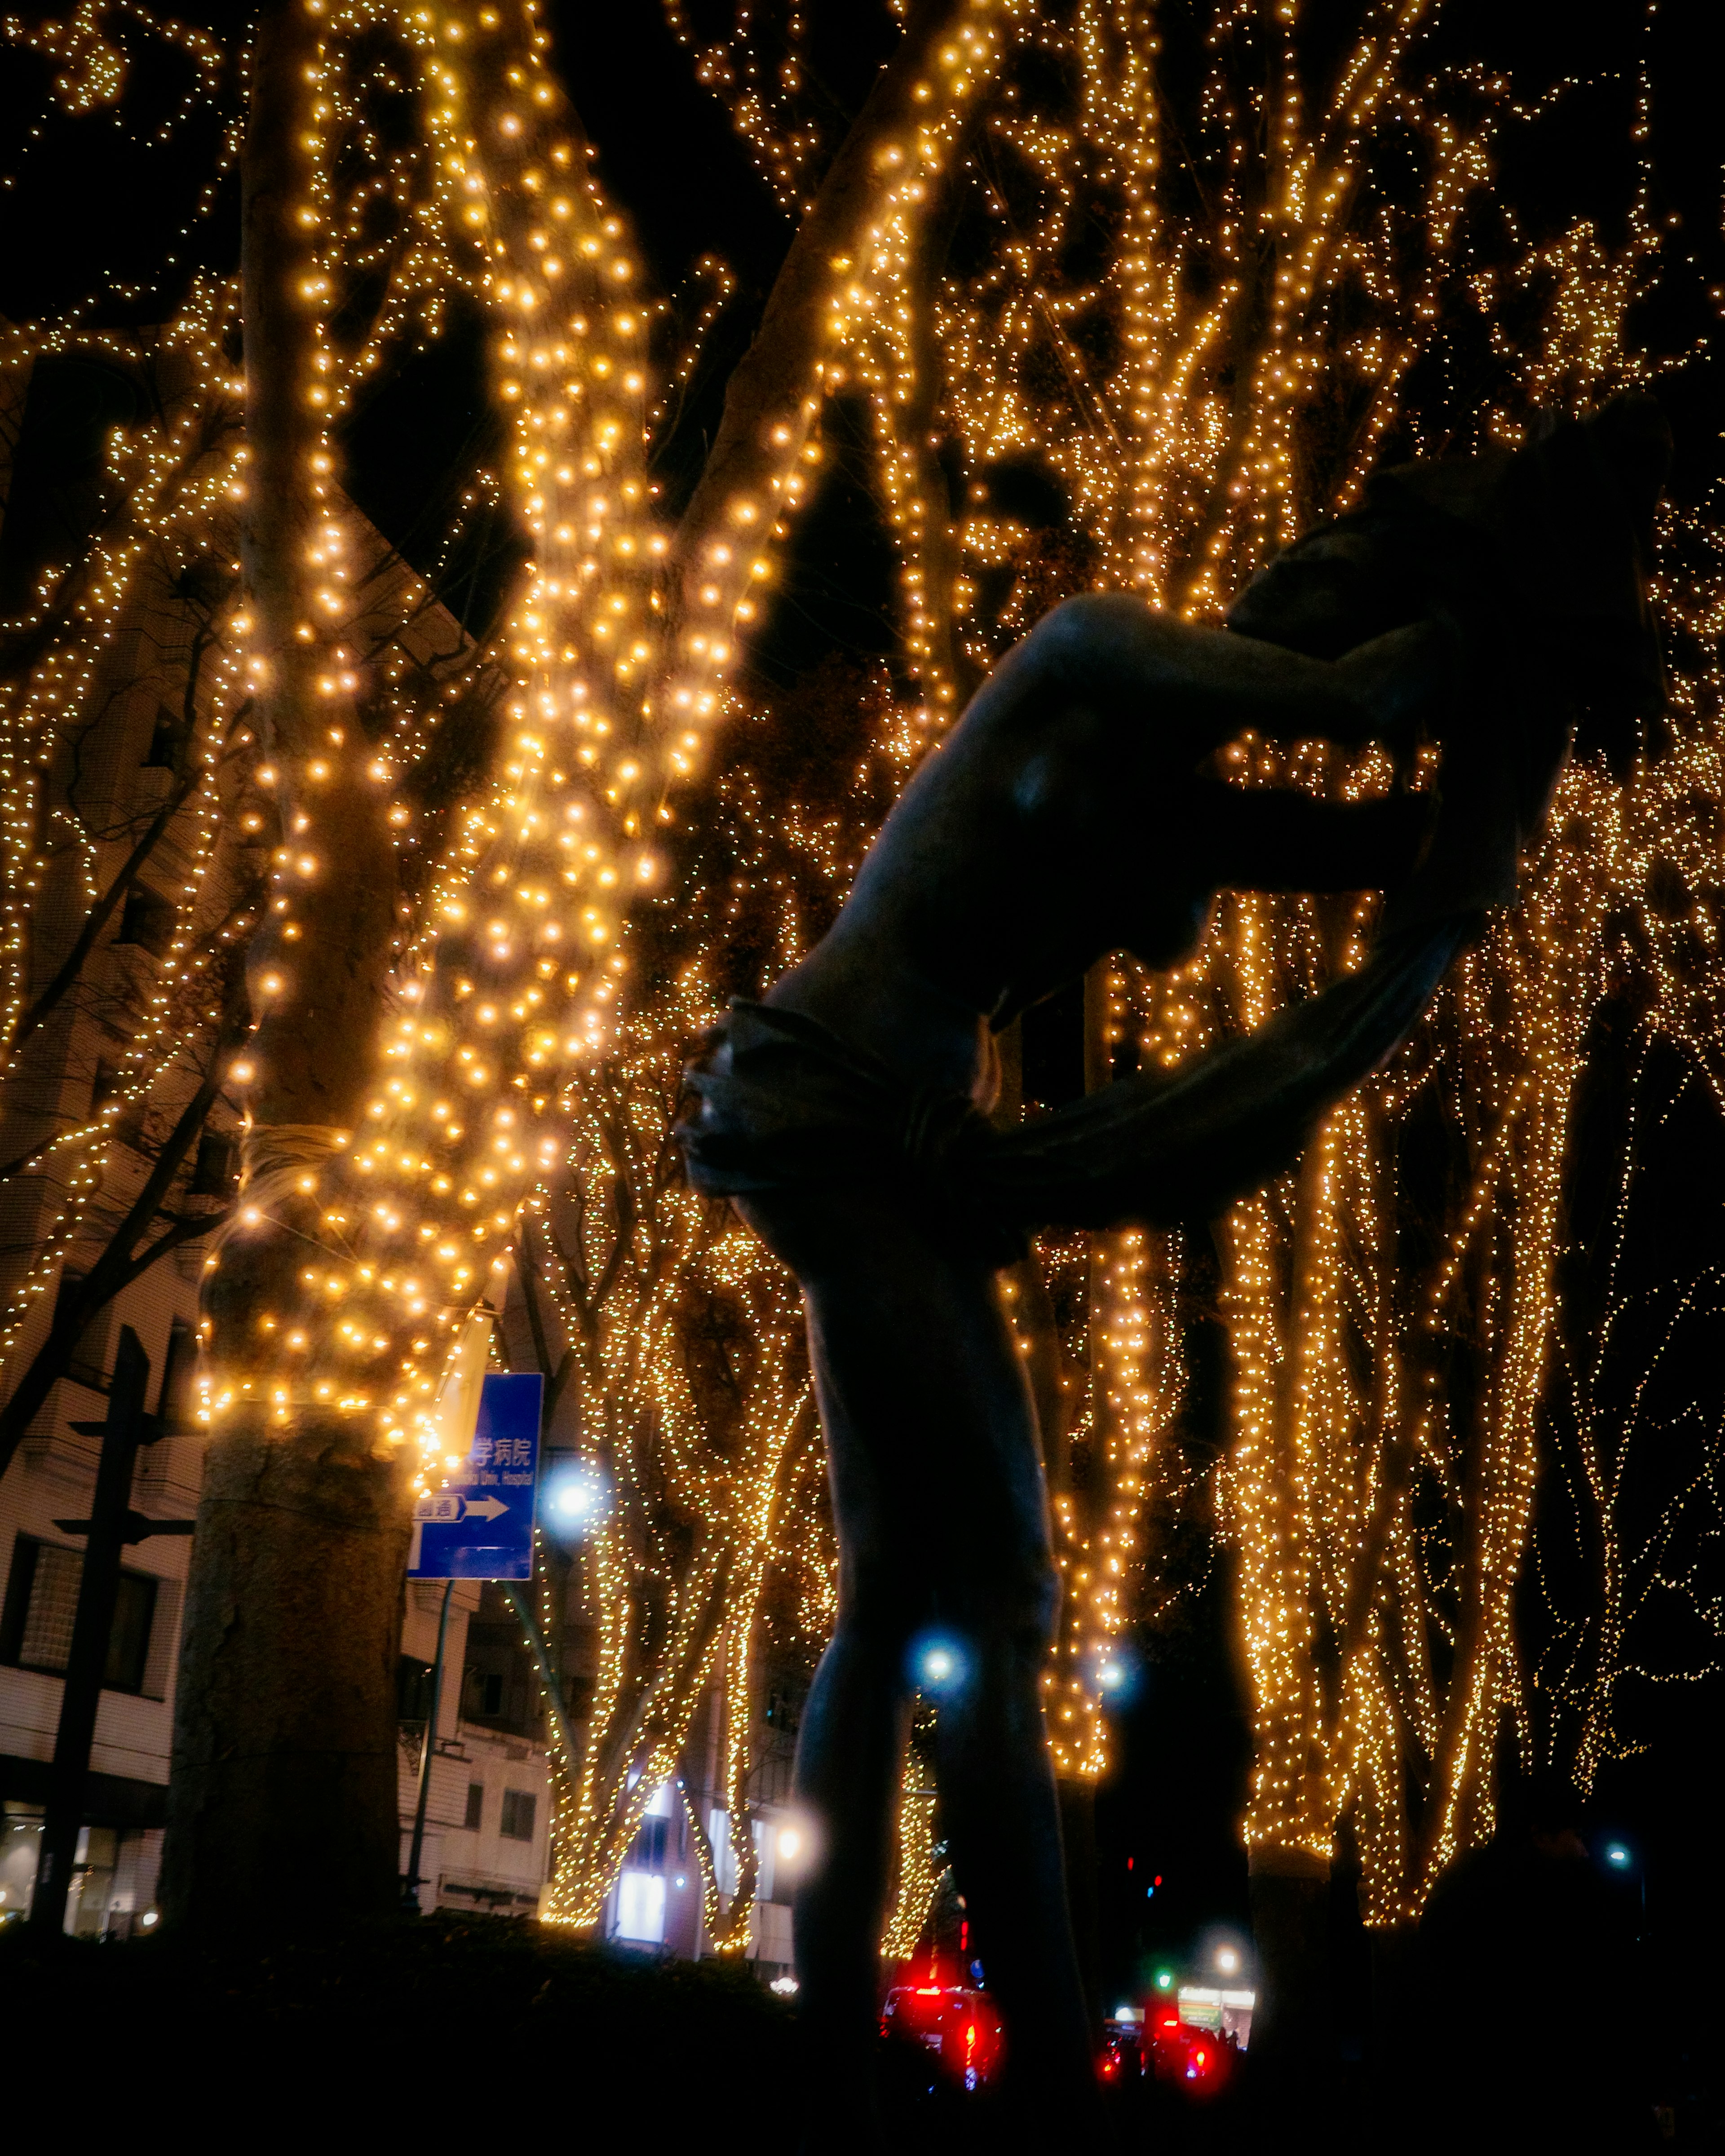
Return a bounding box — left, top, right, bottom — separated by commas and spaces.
243, 0, 1725, 1931
0, 287, 253, 1380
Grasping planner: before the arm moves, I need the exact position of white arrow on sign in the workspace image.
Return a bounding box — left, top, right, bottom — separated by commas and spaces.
462, 1494, 510, 1522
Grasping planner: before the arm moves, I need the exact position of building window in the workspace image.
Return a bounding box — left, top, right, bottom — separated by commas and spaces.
2, 1539, 80, 1671
459, 1584, 543, 1737
0, 1536, 159, 1693
615, 1870, 666, 1944
464, 1782, 483, 1831
144, 702, 183, 769
500, 1789, 536, 1842
105, 1571, 157, 1694
628, 1814, 668, 1870
395, 1652, 431, 1723
190, 1128, 237, 1197
115, 883, 175, 958
158, 1317, 197, 1429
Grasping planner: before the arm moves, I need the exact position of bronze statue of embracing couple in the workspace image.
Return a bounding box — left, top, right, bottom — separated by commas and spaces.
678, 395, 1669, 2151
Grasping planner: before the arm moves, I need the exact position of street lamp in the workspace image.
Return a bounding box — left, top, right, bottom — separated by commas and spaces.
540, 1454, 606, 1538
911, 1633, 969, 1698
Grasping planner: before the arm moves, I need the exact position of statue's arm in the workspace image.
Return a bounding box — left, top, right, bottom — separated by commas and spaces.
1009, 592, 1444, 761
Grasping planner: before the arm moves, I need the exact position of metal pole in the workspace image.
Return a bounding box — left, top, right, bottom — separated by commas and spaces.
402, 1577, 454, 1913
503, 1579, 575, 1767
31, 1326, 150, 1936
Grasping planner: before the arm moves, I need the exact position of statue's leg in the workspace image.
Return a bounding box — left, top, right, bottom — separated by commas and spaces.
734, 1186, 1095, 2147
928, 1601, 1103, 2141
780, 1590, 909, 2145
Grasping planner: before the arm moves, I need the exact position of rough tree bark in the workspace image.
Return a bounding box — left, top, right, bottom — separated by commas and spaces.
161, 0, 407, 1930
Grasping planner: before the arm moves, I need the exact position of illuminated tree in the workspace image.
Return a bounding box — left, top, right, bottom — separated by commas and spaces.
162, 0, 1001, 1922
1, 0, 1718, 1957
0, 318, 252, 1472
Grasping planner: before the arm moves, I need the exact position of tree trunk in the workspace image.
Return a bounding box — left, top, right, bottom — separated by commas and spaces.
1056, 1774, 1103, 2035
161, 0, 406, 1929
665, 0, 981, 631
1247, 1846, 1336, 2122
160, 1419, 410, 1927
163, 0, 1017, 1935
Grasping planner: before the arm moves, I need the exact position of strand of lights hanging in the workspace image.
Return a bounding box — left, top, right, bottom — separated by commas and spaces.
841, 0, 1722, 1917
218, 0, 1725, 1926
880, 1745, 943, 1961
11, 0, 1720, 1944
526, 960, 811, 1930
914, 0, 1508, 1812
0, 4, 241, 317
33, 0, 1713, 1940
0, 292, 252, 1378
0, 7, 522, 1423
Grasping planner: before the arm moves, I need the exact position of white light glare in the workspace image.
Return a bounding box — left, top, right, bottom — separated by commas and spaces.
912, 1633, 968, 1697
541, 1457, 604, 1531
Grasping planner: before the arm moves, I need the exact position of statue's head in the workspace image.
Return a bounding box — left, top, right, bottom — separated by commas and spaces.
1227, 392, 1673, 774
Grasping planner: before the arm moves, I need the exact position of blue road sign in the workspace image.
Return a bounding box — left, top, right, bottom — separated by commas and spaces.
407, 1372, 544, 1581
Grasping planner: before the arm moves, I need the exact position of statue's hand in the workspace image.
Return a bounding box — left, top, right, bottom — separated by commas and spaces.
1331, 619, 1454, 772
1226, 519, 1412, 658
1379, 694, 1573, 938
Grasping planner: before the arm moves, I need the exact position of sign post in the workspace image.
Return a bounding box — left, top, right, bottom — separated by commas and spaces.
401, 1579, 454, 1914
29, 1327, 150, 1935
401, 1371, 544, 1911
407, 1372, 542, 1584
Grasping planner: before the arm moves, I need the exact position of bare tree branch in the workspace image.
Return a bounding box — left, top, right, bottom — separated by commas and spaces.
6, 770, 202, 1062
664, 0, 980, 631
0, 996, 246, 1476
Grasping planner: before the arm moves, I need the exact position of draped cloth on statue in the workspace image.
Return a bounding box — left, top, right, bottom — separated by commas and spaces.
677, 915, 1465, 1259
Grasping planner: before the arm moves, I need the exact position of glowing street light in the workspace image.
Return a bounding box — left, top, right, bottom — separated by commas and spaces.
540, 1454, 605, 1537
911, 1633, 968, 1698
